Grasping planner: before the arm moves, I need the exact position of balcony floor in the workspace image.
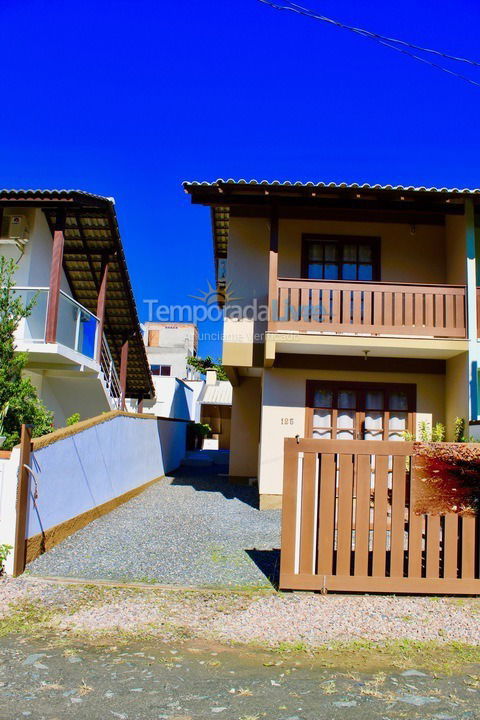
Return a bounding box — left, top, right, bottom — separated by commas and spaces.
267, 331, 468, 362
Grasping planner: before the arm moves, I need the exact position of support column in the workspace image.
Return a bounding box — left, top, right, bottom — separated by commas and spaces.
137, 397, 144, 414
95, 256, 109, 362
268, 205, 279, 324
119, 338, 129, 410
45, 209, 66, 343
465, 199, 478, 421
13, 424, 32, 577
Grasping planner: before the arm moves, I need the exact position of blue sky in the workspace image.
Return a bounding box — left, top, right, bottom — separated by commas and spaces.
2, 0, 480, 358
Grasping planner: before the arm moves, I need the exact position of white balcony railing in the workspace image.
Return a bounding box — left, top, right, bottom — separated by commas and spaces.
13, 286, 121, 408
13, 286, 100, 358
100, 335, 122, 408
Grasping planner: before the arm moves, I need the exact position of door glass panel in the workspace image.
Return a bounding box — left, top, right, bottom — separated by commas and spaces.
313, 409, 332, 428
343, 244, 357, 261
365, 411, 383, 430
389, 411, 407, 430
342, 263, 357, 280
309, 243, 324, 261
324, 264, 339, 280
365, 391, 384, 410
324, 244, 337, 261
314, 389, 333, 407
313, 409, 332, 439
304, 238, 378, 281
389, 392, 408, 411
359, 244, 372, 262
338, 390, 356, 409
337, 410, 354, 429
365, 429, 383, 440
313, 429, 332, 439
310, 384, 413, 441
337, 428, 355, 439
388, 400, 408, 439
308, 263, 323, 279
365, 409, 383, 441
358, 264, 373, 281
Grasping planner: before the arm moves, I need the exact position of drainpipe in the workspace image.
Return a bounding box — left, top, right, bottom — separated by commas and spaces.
465, 199, 478, 422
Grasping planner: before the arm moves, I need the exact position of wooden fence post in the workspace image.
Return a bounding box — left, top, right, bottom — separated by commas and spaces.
12, 424, 32, 577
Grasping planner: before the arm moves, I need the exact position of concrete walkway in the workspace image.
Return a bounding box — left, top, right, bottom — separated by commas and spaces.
26, 459, 280, 587
1, 634, 478, 720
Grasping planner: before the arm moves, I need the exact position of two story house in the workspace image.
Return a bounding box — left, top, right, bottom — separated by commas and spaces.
185, 179, 479, 509
0, 189, 153, 426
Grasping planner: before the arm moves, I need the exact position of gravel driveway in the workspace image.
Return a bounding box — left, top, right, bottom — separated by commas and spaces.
26, 462, 280, 587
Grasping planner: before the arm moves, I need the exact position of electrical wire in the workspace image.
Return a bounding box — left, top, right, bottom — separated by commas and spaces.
257, 0, 480, 87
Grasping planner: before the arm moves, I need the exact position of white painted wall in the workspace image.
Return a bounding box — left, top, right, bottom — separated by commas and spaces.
24, 415, 186, 539
0, 414, 187, 573
142, 377, 195, 420
0, 448, 21, 574
4, 208, 71, 291
184, 380, 204, 422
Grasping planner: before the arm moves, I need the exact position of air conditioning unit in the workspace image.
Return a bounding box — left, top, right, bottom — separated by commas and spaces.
8, 215, 29, 239
0, 215, 29, 246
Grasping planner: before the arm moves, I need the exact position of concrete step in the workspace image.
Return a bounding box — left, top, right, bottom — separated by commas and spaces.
181, 451, 214, 468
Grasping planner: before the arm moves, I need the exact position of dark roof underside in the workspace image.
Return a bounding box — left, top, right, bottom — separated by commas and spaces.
0, 189, 153, 399
184, 178, 480, 293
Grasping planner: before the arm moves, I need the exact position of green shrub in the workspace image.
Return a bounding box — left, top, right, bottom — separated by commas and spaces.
0, 257, 54, 449
0, 544, 12, 575
66, 413, 81, 426
454, 417, 466, 443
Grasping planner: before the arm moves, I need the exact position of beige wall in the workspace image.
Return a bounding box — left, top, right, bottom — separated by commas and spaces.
226, 217, 270, 309
258, 366, 446, 497
445, 214, 467, 285
278, 218, 446, 284
225, 217, 449, 313
229, 377, 261, 477
445, 352, 469, 440
224, 217, 271, 368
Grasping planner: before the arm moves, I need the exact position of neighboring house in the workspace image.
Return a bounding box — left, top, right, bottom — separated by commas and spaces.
198, 370, 232, 450
0, 190, 153, 426
185, 178, 480, 508
144, 322, 199, 379
139, 322, 201, 420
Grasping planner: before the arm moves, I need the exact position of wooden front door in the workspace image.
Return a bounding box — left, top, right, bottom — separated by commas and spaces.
306, 381, 416, 441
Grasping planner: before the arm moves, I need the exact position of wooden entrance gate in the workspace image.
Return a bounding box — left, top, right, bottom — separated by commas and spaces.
280, 438, 480, 594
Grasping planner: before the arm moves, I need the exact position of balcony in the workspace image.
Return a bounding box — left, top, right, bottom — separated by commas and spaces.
269, 278, 467, 339
14, 287, 99, 358
13, 287, 121, 408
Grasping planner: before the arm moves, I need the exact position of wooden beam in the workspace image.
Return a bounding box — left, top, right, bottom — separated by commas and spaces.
95, 256, 109, 362
45, 209, 66, 343
13, 425, 32, 577
120, 338, 129, 410
268, 205, 279, 324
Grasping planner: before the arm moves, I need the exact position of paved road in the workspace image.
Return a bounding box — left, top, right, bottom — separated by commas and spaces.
0, 635, 478, 720
26, 464, 280, 587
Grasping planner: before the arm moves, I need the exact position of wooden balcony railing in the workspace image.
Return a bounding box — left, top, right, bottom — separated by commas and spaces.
477, 288, 480, 337
269, 279, 467, 339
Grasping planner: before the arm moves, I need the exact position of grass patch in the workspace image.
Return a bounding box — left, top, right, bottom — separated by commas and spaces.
266, 637, 480, 673
0, 600, 56, 637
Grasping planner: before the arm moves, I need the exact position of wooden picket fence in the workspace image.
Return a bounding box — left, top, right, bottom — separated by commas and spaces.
280, 438, 480, 594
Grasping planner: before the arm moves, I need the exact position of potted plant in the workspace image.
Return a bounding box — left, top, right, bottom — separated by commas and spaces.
0, 402, 9, 448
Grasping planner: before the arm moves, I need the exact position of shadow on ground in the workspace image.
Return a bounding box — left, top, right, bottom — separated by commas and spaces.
245, 548, 281, 587
170, 463, 260, 510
